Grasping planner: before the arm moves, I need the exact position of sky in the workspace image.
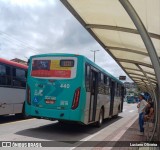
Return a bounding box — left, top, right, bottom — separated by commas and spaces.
0, 0, 132, 82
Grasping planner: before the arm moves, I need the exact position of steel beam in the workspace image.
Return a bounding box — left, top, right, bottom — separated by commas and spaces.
86, 24, 160, 40
137, 65, 158, 141
107, 46, 148, 56
117, 59, 153, 68
131, 77, 157, 84
125, 68, 155, 76
129, 73, 156, 82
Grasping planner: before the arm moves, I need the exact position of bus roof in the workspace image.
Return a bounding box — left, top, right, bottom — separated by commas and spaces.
30, 53, 123, 84
0, 58, 28, 69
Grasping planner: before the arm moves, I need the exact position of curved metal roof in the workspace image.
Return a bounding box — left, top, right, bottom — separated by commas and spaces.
61, 0, 160, 93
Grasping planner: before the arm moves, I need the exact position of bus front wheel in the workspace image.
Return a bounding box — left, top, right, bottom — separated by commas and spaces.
96, 108, 104, 127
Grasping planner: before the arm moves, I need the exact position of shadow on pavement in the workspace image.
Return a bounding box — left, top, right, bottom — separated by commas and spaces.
0, 115, 28, 124
15, 116, 122, 142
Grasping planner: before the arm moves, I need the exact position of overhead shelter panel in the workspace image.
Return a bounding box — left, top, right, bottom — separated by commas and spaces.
61, 0, 159, 90
92, 29, 148, 53
110, 50, 151, 65
68, 0, 135, 29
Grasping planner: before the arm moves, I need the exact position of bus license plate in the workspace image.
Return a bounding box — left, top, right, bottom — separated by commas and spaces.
45, 100, 55, 104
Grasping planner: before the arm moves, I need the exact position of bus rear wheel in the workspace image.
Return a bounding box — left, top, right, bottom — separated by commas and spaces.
96, 108, 104, 127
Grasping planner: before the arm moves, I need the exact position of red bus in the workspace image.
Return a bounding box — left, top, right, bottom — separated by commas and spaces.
0, 58, 27, 117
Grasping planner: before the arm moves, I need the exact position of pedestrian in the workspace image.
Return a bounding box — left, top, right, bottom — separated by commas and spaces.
144, 101, 154, 122
137, 93, 148, 135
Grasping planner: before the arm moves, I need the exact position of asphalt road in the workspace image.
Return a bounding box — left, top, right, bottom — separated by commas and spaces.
0, 102, 138, 150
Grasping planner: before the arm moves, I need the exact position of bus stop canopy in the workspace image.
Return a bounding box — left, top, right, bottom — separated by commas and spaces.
61, 0, 160, 93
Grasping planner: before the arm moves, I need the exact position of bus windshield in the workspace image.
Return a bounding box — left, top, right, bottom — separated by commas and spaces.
31, 57, 77, 79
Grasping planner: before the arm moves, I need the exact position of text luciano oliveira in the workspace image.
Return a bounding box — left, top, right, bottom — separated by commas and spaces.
130, 143, 157, 147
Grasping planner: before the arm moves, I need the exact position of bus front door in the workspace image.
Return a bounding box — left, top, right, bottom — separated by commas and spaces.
89, 70, 98, 122
109, 81, 115, 116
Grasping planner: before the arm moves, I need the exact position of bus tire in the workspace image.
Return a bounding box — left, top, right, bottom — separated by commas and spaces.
96, 108, 104, 127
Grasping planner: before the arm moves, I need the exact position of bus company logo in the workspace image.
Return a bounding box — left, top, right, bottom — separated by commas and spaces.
34, 89, 43, 96
2, 142, 12, 147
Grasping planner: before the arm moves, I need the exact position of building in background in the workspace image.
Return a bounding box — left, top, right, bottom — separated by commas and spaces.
10, 58, 27, 65
123, 82, 139, 102
124, 82, 136, 89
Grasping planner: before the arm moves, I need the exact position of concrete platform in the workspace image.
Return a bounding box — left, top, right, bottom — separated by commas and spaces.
110, 119, 159, 150
110, 119, 146, 150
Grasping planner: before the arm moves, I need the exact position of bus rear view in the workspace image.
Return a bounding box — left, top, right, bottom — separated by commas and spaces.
25, 54, 84, 123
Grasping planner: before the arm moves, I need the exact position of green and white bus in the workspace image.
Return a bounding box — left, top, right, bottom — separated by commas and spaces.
25, 53, 124, 126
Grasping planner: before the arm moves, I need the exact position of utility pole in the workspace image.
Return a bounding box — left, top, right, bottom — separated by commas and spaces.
90, 50, 100, 62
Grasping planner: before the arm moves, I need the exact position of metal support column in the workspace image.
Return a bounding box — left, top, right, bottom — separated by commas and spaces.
119, 0, 160, 141
137, 65, 157, 141
156, 85, 160, 140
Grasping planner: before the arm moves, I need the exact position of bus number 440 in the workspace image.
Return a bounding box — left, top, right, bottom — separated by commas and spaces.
60, 84, 70, 88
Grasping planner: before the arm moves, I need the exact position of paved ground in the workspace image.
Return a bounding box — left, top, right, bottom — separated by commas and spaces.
0, 102, 145, 150
110, 119, 146, 150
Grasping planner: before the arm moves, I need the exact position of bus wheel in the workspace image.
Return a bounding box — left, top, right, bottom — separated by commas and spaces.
96, 108, 104, 127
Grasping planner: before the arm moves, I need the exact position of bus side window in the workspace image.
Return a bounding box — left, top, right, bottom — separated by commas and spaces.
119, 85, 122, 97
13, 68, 26, 88
116, 83, 118, 97
0, 64, 6, 85
101, 74, 105, 94
98, 73, 105, 94
98, 73, 101, 94
109, 78, 112, 94
109, 78, 112, 87
85, 64, 90, 92
104, 75, 109, 95
116, 83, 120, 97
101, 73, 104, 83
0, 64, 11, 86
6, 66, 11, 86
118, 84, 121, 97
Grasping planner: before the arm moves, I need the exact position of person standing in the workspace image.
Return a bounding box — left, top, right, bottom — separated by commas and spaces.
137, 93, 148, 135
